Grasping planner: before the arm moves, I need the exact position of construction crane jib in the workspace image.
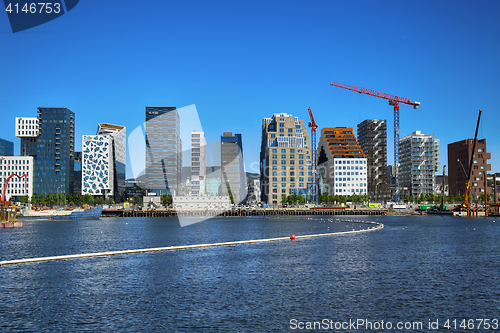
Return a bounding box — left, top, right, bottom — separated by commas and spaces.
330, 82, 420, 203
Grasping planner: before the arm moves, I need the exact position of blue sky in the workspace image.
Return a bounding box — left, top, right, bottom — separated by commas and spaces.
1, 0, 499, 178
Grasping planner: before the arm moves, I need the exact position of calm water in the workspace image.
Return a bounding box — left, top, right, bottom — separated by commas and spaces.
1, 215, 499, 332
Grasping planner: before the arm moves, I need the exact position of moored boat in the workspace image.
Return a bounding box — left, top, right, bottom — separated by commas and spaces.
21, 206, 102, 219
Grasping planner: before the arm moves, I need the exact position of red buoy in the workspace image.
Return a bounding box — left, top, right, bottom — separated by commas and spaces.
290, 234, 296, 240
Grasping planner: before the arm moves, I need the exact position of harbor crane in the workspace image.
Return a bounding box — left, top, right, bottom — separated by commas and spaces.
330, 82, 420, 203
461, 109, 482, 211
308, 107, 318, 205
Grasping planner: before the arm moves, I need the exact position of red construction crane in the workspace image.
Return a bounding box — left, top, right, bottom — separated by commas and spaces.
307, 107, 318, 205
331, 82, 420, 203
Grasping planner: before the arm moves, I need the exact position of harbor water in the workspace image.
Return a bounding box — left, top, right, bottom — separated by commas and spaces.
1, 215, 499, 332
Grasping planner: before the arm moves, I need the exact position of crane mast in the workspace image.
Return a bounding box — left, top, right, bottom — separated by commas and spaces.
462, 109, 482, 210
308, 107, 318, 205
331, 82, 420, 203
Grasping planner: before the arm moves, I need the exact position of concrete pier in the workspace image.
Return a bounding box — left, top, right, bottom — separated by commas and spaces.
0, 220, 383, 266
104, 208, 388, 218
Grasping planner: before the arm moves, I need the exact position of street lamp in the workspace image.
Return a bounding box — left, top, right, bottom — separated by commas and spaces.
57, 185, 64, 208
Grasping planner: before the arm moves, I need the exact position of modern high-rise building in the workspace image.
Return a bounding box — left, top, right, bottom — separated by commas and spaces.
260, 113, 311, 207
357, 119, 389, 202
28, 107, 75, 196
16, 117, 39, 158
221, 132, 246, 203
82, 135, 113, 197
97, 123, 126, 199
448, 138, 491, 197
0, 156, 34, 201
145, 106, 182, 196
0, 138, 14, 156
317, 127, 367, 196
399, 130, 440, 197
190, 131, 207, 196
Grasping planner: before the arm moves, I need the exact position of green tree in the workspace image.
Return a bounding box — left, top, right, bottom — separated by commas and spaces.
228, 190, 235, 205
82, 194, 94, 205
30, 195, 37, 205
45, 193, 54, 206
136, 195, 143, 205
38, 193, 46, 205
162, 194, 172, 206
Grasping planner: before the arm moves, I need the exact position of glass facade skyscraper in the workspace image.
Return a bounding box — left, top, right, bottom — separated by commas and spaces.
145, 106, 181, 196
221, 132, 246, 203
33, 107, 75, 195
0, 138, 14, 156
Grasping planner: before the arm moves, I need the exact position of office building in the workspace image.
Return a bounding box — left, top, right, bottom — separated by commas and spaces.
399, 130, 440, 197
221, 132, 246, 203
357, 119, 389, 202
317, 127, 367, 196
190, 131, 207, 196
28, 107, 75, 195
16, 117, 38, 158
246, 179, 261, 204
97, 123, 126, 199
0, 156, 34, 201
145, 106, 182, 196
82, 135, 113, 196
260, 113, 311, 206
448, 138, 491, 197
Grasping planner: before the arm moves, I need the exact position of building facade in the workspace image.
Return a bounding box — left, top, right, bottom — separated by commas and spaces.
0, 156, 34, 201
190, 131, 207, 196
448, 138, 491, 197
317, 127, 367, 196
145, 106, 182, 196
260, 113, 311, 207
0, 138, 14, 156
28, 107, 75, 196
357, 119, 389, 202
221, 132, 246, 203
399, 130, 440, 197
16, 117, 39, 174
97, 123, 126, 199
82, 135, 113, 196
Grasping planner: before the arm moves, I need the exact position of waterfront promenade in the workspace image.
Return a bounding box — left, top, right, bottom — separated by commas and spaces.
103, 207, 388, 218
